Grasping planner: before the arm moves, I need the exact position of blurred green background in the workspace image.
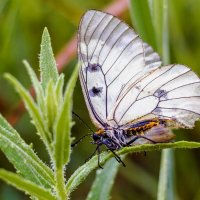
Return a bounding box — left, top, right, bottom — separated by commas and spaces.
0, 0, 200, 199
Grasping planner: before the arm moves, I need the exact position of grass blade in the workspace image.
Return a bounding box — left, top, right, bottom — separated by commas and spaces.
86, 157, 124, 200
151, 1, 174, 199
129, 0, 156, 48
157, 149, 174, 200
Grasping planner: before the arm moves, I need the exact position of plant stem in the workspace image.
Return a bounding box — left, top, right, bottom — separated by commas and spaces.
55, 166, 66, 200
157, 148, 174, 200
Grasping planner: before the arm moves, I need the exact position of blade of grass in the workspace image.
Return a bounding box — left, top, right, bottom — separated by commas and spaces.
0, 169, 56, 200
129, 0, 156, 48
86, 157, 124, 200
157, 148, 174, 200
151, 0, 174, 199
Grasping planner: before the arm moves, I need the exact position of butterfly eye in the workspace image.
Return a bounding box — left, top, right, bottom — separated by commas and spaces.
92, 133, 100, 141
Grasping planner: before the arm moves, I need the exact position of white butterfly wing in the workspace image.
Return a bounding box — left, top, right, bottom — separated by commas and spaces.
78, 10, 161, 128
111, 64, 200, 128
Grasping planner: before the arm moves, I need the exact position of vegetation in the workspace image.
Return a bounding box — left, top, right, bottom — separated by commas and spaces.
0, 0, 200, 199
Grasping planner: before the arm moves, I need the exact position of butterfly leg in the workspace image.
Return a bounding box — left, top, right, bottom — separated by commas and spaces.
71, 133, 92, 147
97, 145, 103, 169
85, 146, 98, 163
126, 135, 157, 146
108, 149, 126, 167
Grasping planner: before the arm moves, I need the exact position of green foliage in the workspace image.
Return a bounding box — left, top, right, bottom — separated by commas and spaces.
0, 169, 56, 200
39, 28, 59, 90
86, 157, 124, 200
129, 0, 156, 49
0, 1, 200, 200
0, 28, 80, 199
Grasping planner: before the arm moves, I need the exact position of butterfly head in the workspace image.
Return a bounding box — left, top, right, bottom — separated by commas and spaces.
92, 130, 121, 150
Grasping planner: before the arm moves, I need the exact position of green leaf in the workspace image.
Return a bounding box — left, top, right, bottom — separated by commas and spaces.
39, 28, 58, 91
151, 0, 170, 63
66, 141, 200, 196
23, 60, 45, 113
129, 0, 156, 49
4, 73, 52, 155
55, 73, 64, 106
53, 63, 79, 199
0, 115, 54, 188
86, 157, 124, 200
66, 153, 108, 195
54, 63, 79, 167
0, 169, 56, 200
150, 1, 173, 199
45, 80, 57, 132
157, 149, 174, 200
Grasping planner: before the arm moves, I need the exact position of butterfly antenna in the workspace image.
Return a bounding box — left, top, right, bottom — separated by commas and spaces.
71, 133, 92, 147
72, 111, 95, 134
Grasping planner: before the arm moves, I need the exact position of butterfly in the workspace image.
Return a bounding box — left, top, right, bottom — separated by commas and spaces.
77, 10, 200, 167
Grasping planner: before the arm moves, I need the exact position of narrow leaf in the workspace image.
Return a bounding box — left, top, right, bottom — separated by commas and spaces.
45, 80, 57, 132
0, 115, 54, 188
129, 0, 156, 48
0, 169, 56, 200
151, 0, 170, 63
157, 149, 174, 200
66, 154, 108, 195
151, 1, 173, 199
86, 157, 124, 200
4, 73, 52, 155
54, 63, 79, 168
53, 63, 79, 199
55, 73, 64, 106
39, 28, 58, 90
66, 141, 200, 195
23, 60, 45, 113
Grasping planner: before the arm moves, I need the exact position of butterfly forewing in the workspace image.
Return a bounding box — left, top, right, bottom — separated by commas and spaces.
78, 10, 200, 130
78, 10, 162, 128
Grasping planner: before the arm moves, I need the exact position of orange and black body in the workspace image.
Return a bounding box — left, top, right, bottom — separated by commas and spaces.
92, 119, 174, 152
72, 117, 174, 168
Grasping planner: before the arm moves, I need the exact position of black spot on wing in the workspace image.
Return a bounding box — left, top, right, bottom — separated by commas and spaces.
87, 63, 101, 72
154, 89, 168, 99
89, 86, 103, 97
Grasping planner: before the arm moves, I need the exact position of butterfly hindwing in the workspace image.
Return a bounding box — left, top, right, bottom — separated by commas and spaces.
112, 64, 200, 128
